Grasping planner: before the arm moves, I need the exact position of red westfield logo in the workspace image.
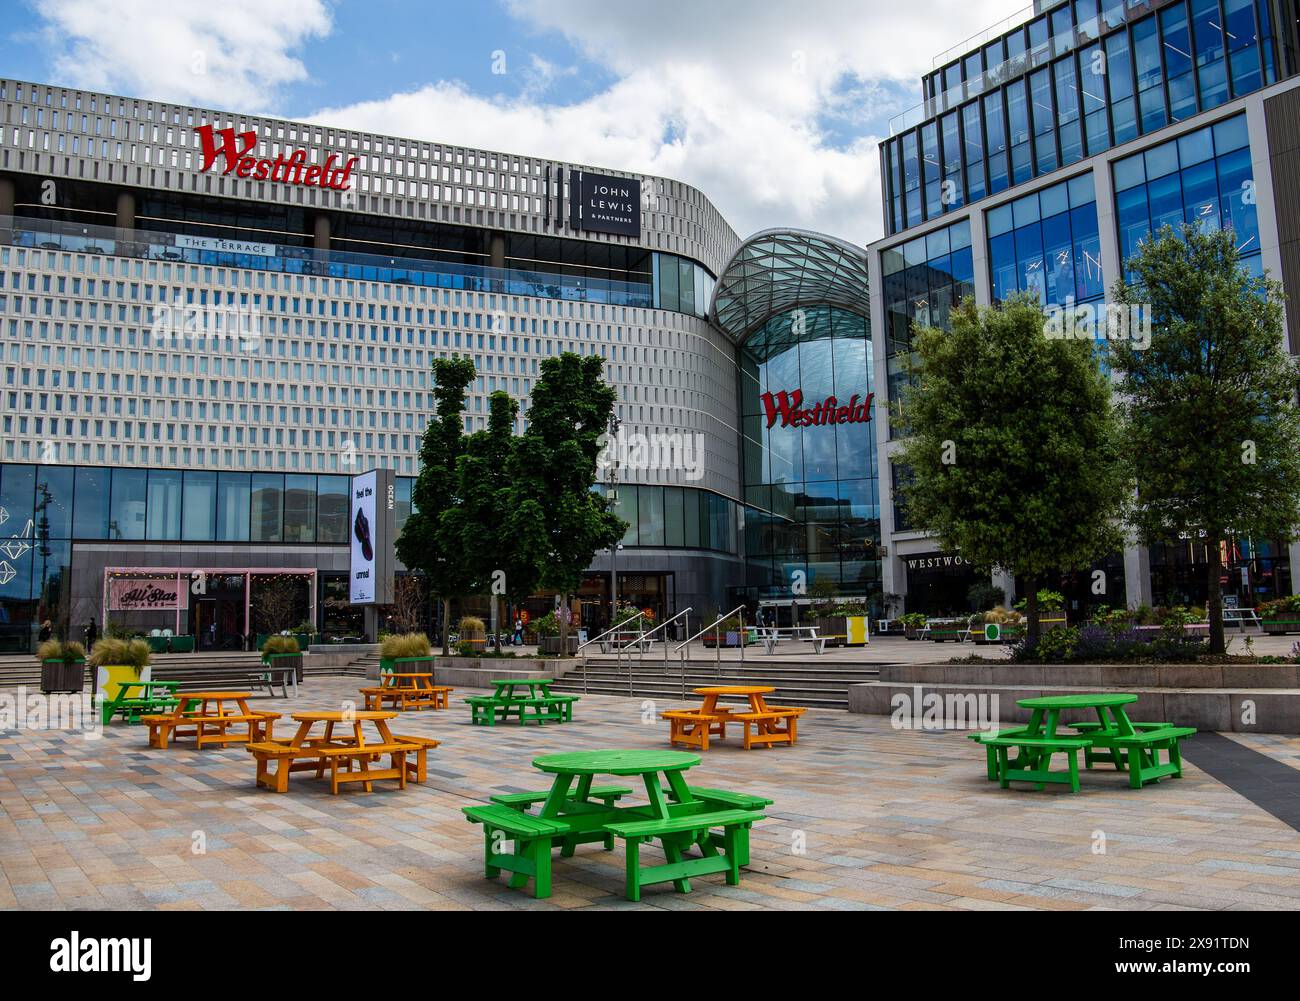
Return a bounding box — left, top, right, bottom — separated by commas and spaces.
760, 390, 873, 430
196, 124, 358, 190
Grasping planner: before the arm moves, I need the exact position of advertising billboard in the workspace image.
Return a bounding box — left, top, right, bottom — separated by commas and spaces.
349, 469, 395, 606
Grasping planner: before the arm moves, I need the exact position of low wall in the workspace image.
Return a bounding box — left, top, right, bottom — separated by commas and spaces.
850, 669, 1300, 734
307, 644, 379, 670
428, 656, 578, 689
880, 662, 1299, 689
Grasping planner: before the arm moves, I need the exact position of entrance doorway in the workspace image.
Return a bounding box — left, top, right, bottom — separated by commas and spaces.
191, 574, 247, 650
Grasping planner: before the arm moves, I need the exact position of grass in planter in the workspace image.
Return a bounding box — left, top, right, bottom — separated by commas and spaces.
87, 637, 150, 669
37, 639, 87, 663
261, 634, 301, 656
381, 632, 432, 659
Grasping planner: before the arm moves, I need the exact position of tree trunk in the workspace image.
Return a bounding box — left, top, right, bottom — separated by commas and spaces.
1206, 544, 1226, 655
441, 597, 451, 656
558, 594, 570, 654
1026, 580, 1041, 646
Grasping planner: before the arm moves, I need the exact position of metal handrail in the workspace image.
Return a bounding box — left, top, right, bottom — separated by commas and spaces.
636, 607, 693, 671
674, 605, 748, 682
576, 611, 646, 655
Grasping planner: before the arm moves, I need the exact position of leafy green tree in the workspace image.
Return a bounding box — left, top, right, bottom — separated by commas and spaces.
1111, 225, 1300, 654
514, 354, 626, 648
897, 294, 1131, 644
441, 392, 548, 649
395, 357, 476, 655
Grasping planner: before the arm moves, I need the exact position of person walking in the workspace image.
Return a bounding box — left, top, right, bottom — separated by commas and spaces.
513, 617, 523, 646
84, 619, 98, 650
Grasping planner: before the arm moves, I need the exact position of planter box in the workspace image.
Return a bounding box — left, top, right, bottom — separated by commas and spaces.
538, 636, 578, 655
41, 659, 86, 695
702, 632, 745, 648
816, 617, 846, 648
262, 652, 303, 684
380, 655, 436, 675
904, 627, 923, 641
1262, 620, 1300, 635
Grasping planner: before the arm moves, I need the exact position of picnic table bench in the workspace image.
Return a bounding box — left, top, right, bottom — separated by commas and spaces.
99, 680, 181, 726
360, 672, 454, 711
247, 711, 438, 794
662, 686, 806, 750
141, 692, 280, 750
757, 626, 826, 655
463, 750, 768, 901
969, 694, 1195, 792
466, 679, 578, 726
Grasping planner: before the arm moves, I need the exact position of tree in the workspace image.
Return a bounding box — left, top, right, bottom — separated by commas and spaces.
441, 392, 548, 649
395, 357, 477, 655
1111, 224, 1300, 654
897, 294, 1131, 644
513, 354, 626, 648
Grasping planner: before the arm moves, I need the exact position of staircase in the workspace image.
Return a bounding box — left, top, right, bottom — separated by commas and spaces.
550, 658, 883, 710
308, 650, 376, 679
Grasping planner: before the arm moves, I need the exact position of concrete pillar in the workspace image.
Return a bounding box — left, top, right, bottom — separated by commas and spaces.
363, 605, 380, 644
490, 232, 506, 270
0, 175, 14, 218
313, 214, 331, 252
1123, 543, 1152, 610
115, 190, 135, 232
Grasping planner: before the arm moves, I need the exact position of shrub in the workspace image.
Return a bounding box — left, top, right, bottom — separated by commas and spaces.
1011, 626, 1079, 663
456, 640, 480, 657
37, 639, 86, 663
832, 602, 870, 616
261, 635, 301, 656
534, 612, 560, 637
967, 583, 1004, 612
380, 632, 432, 659
458, 616, 486, 634
898, 613, 928, 629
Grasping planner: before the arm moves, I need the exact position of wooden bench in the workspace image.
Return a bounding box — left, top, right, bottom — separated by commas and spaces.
467, 695, 576, 726
967, 727, 1034, 780
463, 804, 573, 899
984, 736, 1093, 793
143, 711, 279, 750
1112, 726, 1196, 789
247, 740, 414, 794
731, 708, 804, 749
100, 687, 181, 726
1068, 721, 1172, 771
604, 809, 765, 902
491, 785, 632, 854
661, 710, 727, 751
359, 686, 454, 712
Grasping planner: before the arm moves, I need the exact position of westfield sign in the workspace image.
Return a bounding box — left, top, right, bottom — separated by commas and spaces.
761, 390, 873, 430
196, 124, 358, 190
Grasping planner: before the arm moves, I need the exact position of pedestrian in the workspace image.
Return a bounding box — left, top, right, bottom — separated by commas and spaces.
38, 619, 52, 643
513, 617, 523, 645
84, 619, 98, 650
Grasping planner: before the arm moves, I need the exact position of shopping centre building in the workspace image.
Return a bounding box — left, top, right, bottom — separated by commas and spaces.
5, 0, 1300, 651
872, 0, 1300, 615
0, 76, 878, 651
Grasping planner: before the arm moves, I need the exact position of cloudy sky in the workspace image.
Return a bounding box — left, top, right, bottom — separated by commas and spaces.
3, 0, 1024, 244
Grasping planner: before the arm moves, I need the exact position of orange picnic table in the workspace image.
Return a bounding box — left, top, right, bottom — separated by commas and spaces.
662, 686, 806, 751
360, 672, 453, 711
246, 710, 439, 794
142, 691, 279, 750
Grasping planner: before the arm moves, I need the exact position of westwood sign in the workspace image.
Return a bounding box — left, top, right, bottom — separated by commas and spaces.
761, 390, 873, 430
197, 125, 357, 190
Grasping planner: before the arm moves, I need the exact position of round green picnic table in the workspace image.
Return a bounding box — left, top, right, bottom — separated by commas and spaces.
1017, 693, 1139, 738
531, 749, 700, 821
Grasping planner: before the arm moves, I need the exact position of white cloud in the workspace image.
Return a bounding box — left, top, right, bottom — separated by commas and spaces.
311, 0, 1018, 245
33, 0, 332, 113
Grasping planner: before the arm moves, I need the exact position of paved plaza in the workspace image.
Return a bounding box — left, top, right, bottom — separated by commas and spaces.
2, 678, 1299, 911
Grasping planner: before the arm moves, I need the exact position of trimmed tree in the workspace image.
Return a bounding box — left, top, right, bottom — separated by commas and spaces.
395, 357, 477, 655
513, 354, 626, 649
897, 294, 1131, 644
1111, 224, 1300, 655
441, 391, 548, 650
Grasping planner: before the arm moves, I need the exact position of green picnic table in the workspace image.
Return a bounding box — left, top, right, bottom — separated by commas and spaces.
970, 693, 1194, 792
99, 680, 181, 726
462, 749, 769, 901
465, 679, 578, 726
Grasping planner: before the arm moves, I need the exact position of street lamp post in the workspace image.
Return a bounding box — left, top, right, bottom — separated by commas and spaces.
606, 412, 622, 630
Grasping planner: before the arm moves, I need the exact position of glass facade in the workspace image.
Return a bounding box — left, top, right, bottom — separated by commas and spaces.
1112, 112, 1261, 275
883, 0, 1283, 235
881, 219, 975, 438
739, 307, 881, 600
987, 173, 1103, 305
